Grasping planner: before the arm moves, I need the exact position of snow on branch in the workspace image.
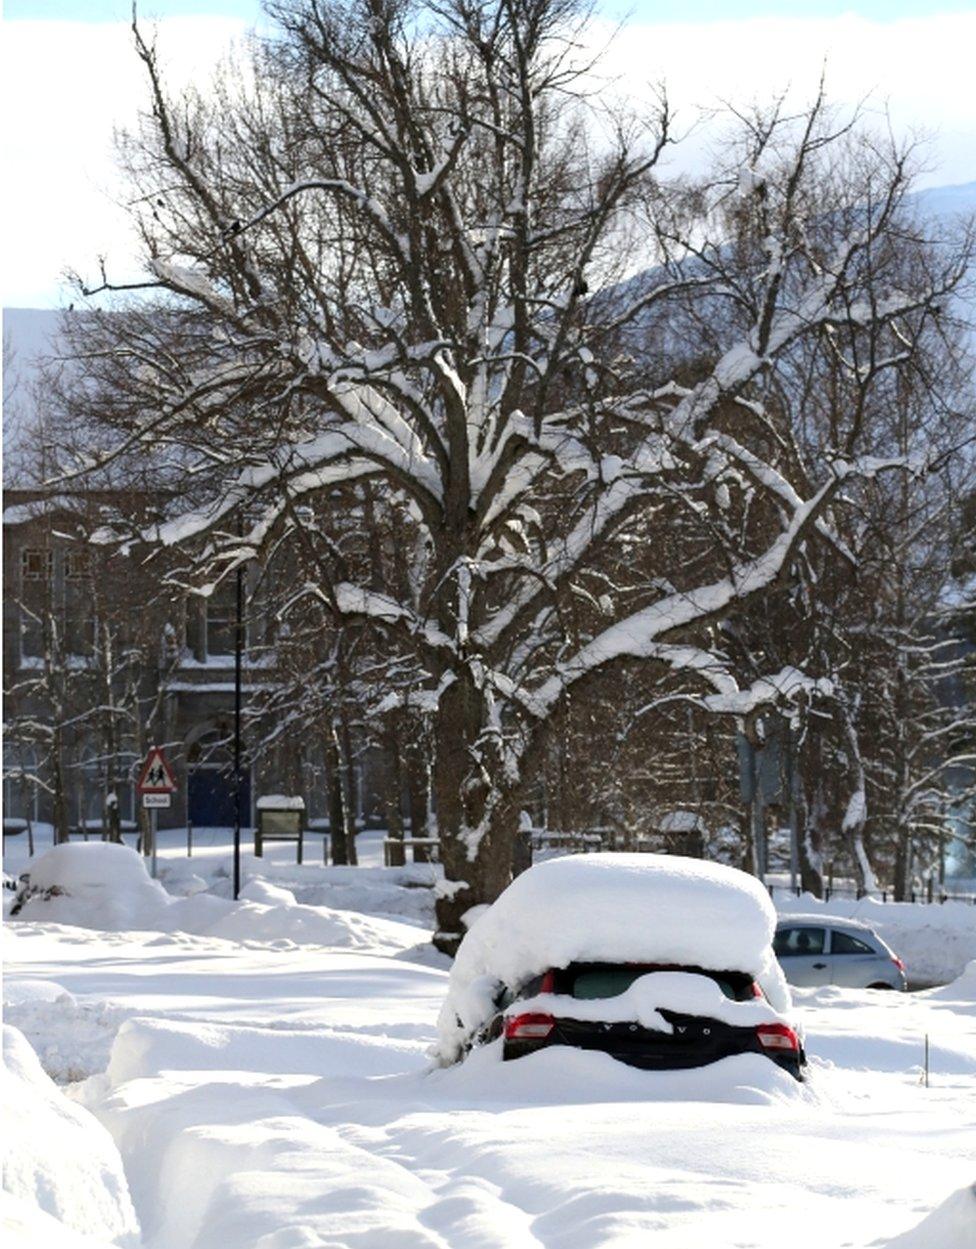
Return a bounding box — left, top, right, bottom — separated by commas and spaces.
331, 583, 456, 655
530, 454, 913, 714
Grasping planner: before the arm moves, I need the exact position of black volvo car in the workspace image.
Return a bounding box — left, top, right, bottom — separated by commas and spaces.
487, 961, 806, 1080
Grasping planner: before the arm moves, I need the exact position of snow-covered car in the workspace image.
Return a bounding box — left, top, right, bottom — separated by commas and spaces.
435, 853, 807, 1081
774, 917, 907, 990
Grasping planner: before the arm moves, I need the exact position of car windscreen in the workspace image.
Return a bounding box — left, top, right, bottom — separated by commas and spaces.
563, 964, 745, 1001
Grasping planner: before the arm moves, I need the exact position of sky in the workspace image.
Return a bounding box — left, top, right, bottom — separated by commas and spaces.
3, 1, 975, 307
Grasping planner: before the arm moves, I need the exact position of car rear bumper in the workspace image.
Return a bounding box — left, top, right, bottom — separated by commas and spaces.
503, 1013, 805, 1081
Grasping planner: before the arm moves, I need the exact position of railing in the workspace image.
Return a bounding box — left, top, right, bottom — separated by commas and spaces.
768, 881, 976, 905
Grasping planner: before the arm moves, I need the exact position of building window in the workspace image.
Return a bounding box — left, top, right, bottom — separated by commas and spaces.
64, 552, 94, 656
205, 582, 240, 658
64, 549, 88, 581
21, 548, 52, 583
18, 550, 49, 661
3, 745, 39, 822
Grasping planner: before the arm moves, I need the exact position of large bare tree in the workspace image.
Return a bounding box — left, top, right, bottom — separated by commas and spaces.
59, 0, 970, 946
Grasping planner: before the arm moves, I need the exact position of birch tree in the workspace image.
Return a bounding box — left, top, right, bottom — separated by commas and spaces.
62, 0, 971, 947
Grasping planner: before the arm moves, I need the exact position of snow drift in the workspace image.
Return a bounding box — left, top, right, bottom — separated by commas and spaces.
1, 1025, 139, 1247
923, 958, 976, 1014
0, 1192, 119, 1249
436, 852, 791, 1062
881, 1182, 976, 1249
433, 1043, 808, 1107
3, 980, 129, 1084
11, 842, 425, 953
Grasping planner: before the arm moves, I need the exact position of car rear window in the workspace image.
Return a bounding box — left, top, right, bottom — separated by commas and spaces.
563, 964, 745, 1001
830, 930, 875, 955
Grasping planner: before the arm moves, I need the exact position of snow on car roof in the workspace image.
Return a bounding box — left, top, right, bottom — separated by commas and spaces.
436, 852, 787, 1062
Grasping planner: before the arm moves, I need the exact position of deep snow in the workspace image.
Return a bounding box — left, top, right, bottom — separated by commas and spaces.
2, 1025, 139, 1247
3, 840, 976, 1248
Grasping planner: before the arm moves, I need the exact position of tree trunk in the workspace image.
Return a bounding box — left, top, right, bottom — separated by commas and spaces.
404, 732, 432, 863
383, 724, 405, 868
432, 678, 528, 953
893, 820, 912, 901
325, 735, 347, 866
51, 722, 69, 844
335, 714, 358, 866
795, 789, 824, 897
102, 624, 122, 843
434, 791, 520, 955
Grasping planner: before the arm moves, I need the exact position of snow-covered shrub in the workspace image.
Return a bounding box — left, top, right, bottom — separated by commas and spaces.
11, 842, 171, 929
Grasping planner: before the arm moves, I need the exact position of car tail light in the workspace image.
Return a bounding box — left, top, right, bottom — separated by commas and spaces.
755, 1023, 799, 1052
539, 970, 556, 993
891, 955, 906, 972
504, 1012, 555, 1041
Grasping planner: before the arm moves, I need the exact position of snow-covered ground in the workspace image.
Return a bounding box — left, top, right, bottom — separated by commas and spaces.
4, 838, 976, 1248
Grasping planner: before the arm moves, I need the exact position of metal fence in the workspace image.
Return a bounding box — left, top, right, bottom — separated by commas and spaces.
767, 881, 976, 906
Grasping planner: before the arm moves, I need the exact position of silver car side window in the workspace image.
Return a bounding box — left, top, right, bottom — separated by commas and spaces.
775, 926, 825, 956
830, 930, 874, 955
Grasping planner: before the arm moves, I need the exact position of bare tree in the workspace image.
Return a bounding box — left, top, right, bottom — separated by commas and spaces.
59, 2, 970, 946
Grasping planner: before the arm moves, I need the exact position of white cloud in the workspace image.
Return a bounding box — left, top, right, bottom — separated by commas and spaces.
3, 10, 973, 308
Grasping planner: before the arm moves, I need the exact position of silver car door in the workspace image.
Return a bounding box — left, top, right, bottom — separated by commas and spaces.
774, 925, 831, 986
828, 928, 891, 988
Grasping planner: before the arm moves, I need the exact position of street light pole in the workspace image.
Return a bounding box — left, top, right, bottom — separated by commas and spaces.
233, 512, 245, 901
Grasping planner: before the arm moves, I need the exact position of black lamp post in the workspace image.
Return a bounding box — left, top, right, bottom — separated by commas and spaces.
233, 514, 245, 901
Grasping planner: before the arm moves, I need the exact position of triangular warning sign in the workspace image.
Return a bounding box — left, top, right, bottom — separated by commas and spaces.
137, 746, 177, 794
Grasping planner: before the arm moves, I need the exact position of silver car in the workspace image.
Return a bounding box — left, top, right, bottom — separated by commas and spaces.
774, 917, 907, 990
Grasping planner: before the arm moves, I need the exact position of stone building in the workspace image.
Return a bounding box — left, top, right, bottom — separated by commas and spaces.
2, 484, 389, 835
3, 309, 385, 838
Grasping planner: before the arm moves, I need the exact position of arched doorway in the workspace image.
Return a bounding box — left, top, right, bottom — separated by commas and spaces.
185, 726, 251, 828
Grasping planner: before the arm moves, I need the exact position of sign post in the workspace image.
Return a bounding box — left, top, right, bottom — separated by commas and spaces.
136, 747, 177, 878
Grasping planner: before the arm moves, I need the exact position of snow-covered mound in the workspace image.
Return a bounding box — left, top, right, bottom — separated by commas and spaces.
881, 1182, 976, 1249
12, 842, 426, 953
158, 855, 438, 925
437, 852, 790, 1062
433, 1044, 807, 1107
1, 1192, 119, 1249
18, 841, 173, 928
775, 893, 976, 987
1, 1026, 139, 1247
923, 958, 976, 1012
944, 958, 976, 999
3, 980, 129, 1084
